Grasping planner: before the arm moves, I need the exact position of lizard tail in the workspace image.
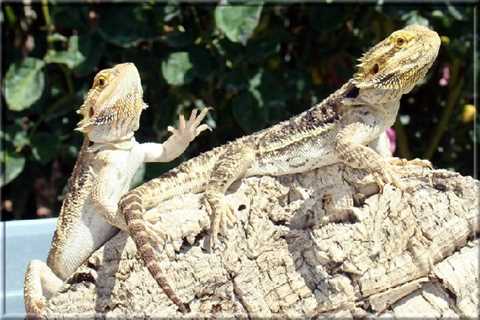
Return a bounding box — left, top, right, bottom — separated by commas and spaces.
120, 187, 190, 313
119, 154, 217, 313
119, 149, 219, 313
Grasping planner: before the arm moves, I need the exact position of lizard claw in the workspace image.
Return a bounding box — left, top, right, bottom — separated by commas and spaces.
373, 166, 405, 191
202, 193, 236, 251
376, 158, 432, 192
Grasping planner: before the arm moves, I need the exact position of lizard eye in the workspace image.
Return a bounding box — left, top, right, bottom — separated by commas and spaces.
96, 75, 107, 87
370, 63, 380, 75
395, 36, 406, 47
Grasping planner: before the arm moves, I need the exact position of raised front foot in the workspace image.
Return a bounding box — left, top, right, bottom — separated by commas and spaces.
168, 107, 212, 143
202, 192, 237, 251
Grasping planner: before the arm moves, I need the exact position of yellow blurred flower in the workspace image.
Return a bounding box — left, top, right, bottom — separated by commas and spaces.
461, 104, 476, 123
311, 67, 322, 85
440, 36, 450, 45
267, 57, 280, 70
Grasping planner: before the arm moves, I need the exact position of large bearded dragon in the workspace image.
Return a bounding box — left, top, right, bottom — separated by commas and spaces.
119, 25, 441, 311
24, 63, 209, 316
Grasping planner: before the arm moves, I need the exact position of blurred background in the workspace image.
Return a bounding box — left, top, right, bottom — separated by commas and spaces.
1, 2, 476, 221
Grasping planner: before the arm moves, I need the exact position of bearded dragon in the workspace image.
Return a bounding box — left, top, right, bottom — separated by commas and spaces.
119, 24, 440, 311
23, 63, 209, 316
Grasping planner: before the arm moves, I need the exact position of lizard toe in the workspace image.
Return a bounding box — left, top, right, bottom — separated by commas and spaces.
388, 157, 432, 169
26, 298, 46, 320
373, 167, 405, 191
407, 158, 433, 169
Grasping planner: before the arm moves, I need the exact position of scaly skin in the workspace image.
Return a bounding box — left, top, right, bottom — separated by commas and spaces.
24, 63, 209, 316
119, 24, 440, 312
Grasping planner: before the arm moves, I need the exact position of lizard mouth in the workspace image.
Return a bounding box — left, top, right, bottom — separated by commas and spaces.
353, 61, 381, 87
353, 63, 426, 90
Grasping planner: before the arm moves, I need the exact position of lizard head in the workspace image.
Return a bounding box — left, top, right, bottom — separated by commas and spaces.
76, 63, 147, 143
353, 25, 440, 97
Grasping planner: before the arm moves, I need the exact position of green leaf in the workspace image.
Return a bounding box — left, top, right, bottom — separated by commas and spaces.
248, 70, 263, 107
97, 6, 156, 48
224, 69, 249, 92
45, 34, 104, 75
31, 133, 61, 164
44, 93, 84, 121
163, 30, 194, 48
231, 91, 267, 133
245, 70, 289, 124
190, 47, 215, 78
4, 5, 17, 26
215, 3, 263, 45
73, 35, 105, 76
47, 32, 68, 43
401, 11, 429, 27
3, 58, 45, 111
162, 4, 181, 22
44, 35, 86, 69
255, 70, 289, 109
246, 32, 283, 62
161, 52, 194, 86
1, 151, 26, 187
50, 5, 90, 32
308, 6, 346, 32
13, 131, 30, 151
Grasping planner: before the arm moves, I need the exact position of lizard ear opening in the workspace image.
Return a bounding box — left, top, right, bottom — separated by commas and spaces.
345, 86, 359, 99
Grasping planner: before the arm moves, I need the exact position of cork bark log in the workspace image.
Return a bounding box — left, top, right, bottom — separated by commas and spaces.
44, 163, 479, 318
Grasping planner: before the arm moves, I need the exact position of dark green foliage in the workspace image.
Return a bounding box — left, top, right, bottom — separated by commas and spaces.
1, 3, 475, 220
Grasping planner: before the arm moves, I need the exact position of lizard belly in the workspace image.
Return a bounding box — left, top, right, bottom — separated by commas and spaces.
52, 147, 143, 280
57, 206, 117, 279
91, 144, 145, 230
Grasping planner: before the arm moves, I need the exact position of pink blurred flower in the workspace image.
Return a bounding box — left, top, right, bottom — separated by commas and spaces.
37, 206, 52, 218
439, 64, 450, 87
386, 127, 396, 154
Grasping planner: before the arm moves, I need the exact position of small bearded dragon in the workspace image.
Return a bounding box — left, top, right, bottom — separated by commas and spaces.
119, 25, 440, 311
24, 63, 209, 316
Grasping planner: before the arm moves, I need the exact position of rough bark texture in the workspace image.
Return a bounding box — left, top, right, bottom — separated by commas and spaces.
44, 163, 479, 318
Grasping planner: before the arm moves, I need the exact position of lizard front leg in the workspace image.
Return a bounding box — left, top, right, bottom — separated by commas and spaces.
368, 130, 432, 173
202, 144, 256, 250
336, 122, 403, 190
